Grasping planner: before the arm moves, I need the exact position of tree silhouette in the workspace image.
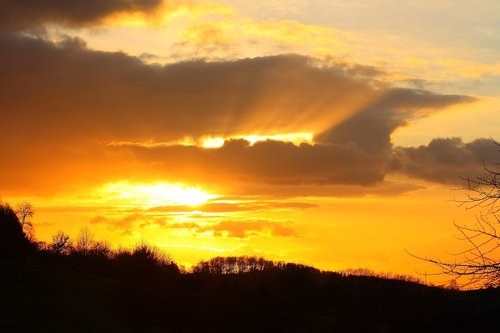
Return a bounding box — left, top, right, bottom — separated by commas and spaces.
416, 142, 499, 288
89, 241, 111, 257
50, 231, 72, 254
0, 202, 28, 260
75, 227, 94, 255
192, 256, 276, 274
15, 201, 34, 239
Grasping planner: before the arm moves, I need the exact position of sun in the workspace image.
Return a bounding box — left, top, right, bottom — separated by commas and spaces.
98, 182, 216, 207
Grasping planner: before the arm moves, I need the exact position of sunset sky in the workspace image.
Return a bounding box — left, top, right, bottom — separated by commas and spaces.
1, 0, 499, 281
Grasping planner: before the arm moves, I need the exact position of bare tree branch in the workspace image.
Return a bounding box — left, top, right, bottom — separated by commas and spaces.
416, 140, 499, 288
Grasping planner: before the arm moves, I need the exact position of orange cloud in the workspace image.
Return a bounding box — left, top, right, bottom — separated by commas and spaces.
87, 211, 297, 239
149, 201, 317, 213
182, 21, 235, 45
166, 219, 297, 239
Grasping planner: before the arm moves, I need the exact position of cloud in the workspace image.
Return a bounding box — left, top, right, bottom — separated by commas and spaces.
0, 32, 373, 193
172, 18, 356, 61
168, 219, 297, 238
117, 85, 471, 188
390, 138, 499, 184
0, 31, 474, 195
0, 33, 379, 144
90, 213, 156, 235
226, 181, 423, 198
0, 0, 164, 31
124, 139, 388, 186
149, 201, 317, 213
90, 213, 149, 227
206, 219, 297, 238
89, 212, 296, 239
315, 89, 475, 154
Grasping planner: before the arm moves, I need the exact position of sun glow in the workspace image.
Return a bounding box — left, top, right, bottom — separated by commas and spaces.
202, 132, 314, 148
202, 137, 226, 148
108, 133, 314, 150
97, 182, 216, 207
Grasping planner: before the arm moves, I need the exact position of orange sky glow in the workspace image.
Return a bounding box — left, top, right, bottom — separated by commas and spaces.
1, 0, 499, 285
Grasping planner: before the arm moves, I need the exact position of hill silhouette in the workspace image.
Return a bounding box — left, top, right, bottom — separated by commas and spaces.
1, 201, 499, 332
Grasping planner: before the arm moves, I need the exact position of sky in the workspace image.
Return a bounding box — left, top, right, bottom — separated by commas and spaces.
0, 0, 499, 281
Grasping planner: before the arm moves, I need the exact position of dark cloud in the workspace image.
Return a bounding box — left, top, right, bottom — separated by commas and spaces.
124, 139, 388, 185
0, 32, 375, 193
0, 33, 380, 144
0, 32, 475, 194
315, 89, 475, 154
227, 181, 423, 198
390, 138, 499, 184
0, 0, 163, 31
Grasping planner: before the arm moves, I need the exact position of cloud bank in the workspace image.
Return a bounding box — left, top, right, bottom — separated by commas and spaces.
0, 30, 486, 196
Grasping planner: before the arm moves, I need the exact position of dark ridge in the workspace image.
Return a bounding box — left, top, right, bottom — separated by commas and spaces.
1, 201, 499, 332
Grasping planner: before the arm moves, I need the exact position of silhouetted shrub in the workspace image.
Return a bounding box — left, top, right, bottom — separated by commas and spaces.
113, 244, 179, 281
50, 231, 72, 255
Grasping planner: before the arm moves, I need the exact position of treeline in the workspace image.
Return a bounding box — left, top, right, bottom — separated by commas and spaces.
0, 201, 421, 282
1, 201, 313, 279
1, 201, 499, 332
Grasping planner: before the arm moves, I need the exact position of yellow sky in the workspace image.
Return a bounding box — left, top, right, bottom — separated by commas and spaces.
1, 0, 499, 285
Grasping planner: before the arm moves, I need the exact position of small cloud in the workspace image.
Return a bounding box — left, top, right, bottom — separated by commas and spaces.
161, 219, 297, 239
90, 215, 107, 224
33, 221, 55, 227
